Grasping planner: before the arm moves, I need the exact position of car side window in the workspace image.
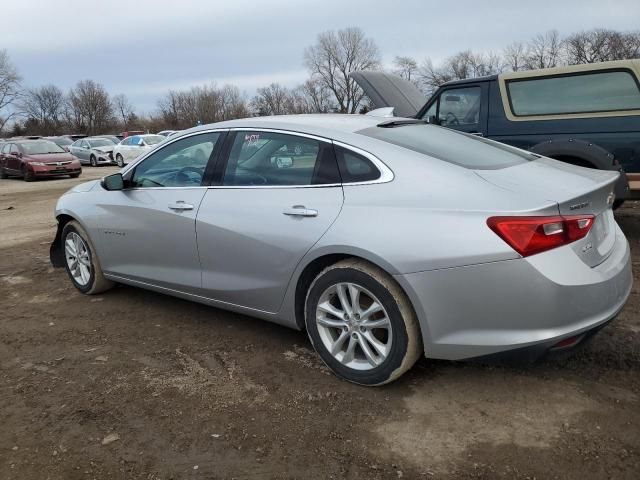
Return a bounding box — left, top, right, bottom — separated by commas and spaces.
130, 132, 220, 188
436, 87, 481, 128
81, 140, 89, 148
130, 136, 140, 146
334, 146, 381, 183
222, 131, 339, 186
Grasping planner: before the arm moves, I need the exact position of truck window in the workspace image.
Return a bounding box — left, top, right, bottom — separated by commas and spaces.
506, 69, 640, 116
434, 87, 481, 128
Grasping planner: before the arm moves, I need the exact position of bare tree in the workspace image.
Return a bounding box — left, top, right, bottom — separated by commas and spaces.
304, 27, 381, 113
393, 56, 419, 81
526, 30, 563, 69
0, 50, 22, 133
113, 93, 135, 130
418, 50, 504, 92
156, 83, 248, 129
19, 85, 66, 135
503, 42, 527, 72
68, 80, 114, 134
251, 83, 293, 116
565, 29, 640, 64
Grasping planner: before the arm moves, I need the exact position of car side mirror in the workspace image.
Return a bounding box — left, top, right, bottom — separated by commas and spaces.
137, 140, 145, 146
102, 173, 124, 191
426, 115, 439, 125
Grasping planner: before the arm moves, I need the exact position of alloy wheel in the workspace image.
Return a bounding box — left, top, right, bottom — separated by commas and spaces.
315, 282, 392, 370
65, 232, 91, 286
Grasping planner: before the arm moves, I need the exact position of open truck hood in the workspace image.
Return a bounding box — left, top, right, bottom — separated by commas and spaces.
350, 71, 427, 118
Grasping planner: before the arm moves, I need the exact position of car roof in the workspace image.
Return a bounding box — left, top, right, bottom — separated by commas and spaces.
187, 114, 388, 138
441, 74, 497, 87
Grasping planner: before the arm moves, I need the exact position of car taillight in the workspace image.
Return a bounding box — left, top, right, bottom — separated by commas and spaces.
487, 215, 594, 257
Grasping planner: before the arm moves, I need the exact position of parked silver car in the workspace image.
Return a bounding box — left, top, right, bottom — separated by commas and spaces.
69, 137, 117, 166
49, 115, 632, 385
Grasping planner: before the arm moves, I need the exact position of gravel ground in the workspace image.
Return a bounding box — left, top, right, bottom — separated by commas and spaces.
1, 169, 639, 479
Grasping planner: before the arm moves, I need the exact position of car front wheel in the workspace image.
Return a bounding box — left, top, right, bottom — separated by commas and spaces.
115, 154, 125, 167
305, 259, 422, 386
62, 221, 114, 295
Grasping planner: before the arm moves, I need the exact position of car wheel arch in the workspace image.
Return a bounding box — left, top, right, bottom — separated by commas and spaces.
50, 213, 92, 268
529, 138, 615, 170
291, 250, 410, 331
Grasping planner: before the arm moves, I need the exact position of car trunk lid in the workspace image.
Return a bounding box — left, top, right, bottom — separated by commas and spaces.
476, 157, 619, 267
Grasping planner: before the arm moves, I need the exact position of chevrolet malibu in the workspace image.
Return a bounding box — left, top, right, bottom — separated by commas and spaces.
49, 115, 632, 385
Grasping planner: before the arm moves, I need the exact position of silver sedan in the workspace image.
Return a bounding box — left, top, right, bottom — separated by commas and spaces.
49, 115, 632, 385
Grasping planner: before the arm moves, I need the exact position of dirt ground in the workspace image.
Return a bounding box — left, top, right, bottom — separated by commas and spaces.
1, 168, 639, 480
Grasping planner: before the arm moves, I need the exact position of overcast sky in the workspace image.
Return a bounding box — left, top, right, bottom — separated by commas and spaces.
3, 0, 639, 112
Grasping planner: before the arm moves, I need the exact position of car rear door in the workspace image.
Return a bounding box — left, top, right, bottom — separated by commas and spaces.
195, 129, 344, 313
95, 131, 225, 291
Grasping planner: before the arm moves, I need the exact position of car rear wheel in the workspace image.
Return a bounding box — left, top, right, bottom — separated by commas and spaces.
62, 221, 114, 295
116, 154, 124, 168
305, 259, 422, 386
90, 155, 97, 167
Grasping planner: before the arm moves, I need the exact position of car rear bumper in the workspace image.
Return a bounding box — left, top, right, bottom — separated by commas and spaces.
397, 222, 632, 361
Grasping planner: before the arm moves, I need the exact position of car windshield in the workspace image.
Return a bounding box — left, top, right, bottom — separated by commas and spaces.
357, 124, 537, 170
51, 137, 73, 146
19, 141, 65, 155
89, 139, 114, 148
144, 135, 165, 145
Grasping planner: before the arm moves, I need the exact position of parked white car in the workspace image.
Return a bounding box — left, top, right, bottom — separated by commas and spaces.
113, 134, 165, 167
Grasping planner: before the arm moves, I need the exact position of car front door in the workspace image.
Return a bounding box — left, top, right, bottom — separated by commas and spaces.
6, 144, 21, 172
95, 131, 225, 291
77, 140, 91, 162
196, 130, 344, 313
127, 136, 143, 162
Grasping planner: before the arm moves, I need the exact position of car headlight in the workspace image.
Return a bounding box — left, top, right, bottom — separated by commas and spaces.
30, 162, 46, 166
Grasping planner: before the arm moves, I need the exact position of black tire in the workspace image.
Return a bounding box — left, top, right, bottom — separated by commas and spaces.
613, 199, 624, 210
305, 259, 422, 386
61, 221, 114, 295
70, 173, 81, 178
0, 167, 7, 179
22, 165, 34, 182
116, 154, 124, 168
90, 155, 97, 167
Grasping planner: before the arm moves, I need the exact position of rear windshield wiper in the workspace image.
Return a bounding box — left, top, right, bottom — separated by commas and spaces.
377, 119, 429, 128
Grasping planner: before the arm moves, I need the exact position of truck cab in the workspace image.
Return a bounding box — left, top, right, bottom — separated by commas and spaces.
352, 59, 640, 203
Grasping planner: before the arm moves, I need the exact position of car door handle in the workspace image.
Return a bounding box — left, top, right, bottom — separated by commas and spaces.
168, 201, 194, 211
283, 205, 318, 217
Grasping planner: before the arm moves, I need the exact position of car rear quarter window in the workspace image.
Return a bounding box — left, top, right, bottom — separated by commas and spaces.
334, 146, 380, 182
358, 124, 536, 170
506, 69, 640, 116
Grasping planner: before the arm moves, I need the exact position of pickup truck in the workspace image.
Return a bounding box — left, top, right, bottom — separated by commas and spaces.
352, 59, 640, 205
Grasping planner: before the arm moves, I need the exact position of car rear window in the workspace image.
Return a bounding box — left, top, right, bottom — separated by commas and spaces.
357, 124, 536, 170
506, 69, 640, 116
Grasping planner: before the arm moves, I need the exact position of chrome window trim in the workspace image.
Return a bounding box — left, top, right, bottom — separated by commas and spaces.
332, 140, 394, 185
115, 126, 395, 191
211, 128, 394, 189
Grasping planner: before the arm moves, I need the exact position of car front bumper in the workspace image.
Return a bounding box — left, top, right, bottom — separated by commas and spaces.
30, 164, 82, 177
397, 222, 632, 361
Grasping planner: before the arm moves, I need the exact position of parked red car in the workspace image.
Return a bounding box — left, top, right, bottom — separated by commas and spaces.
0, 139, 82, 181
